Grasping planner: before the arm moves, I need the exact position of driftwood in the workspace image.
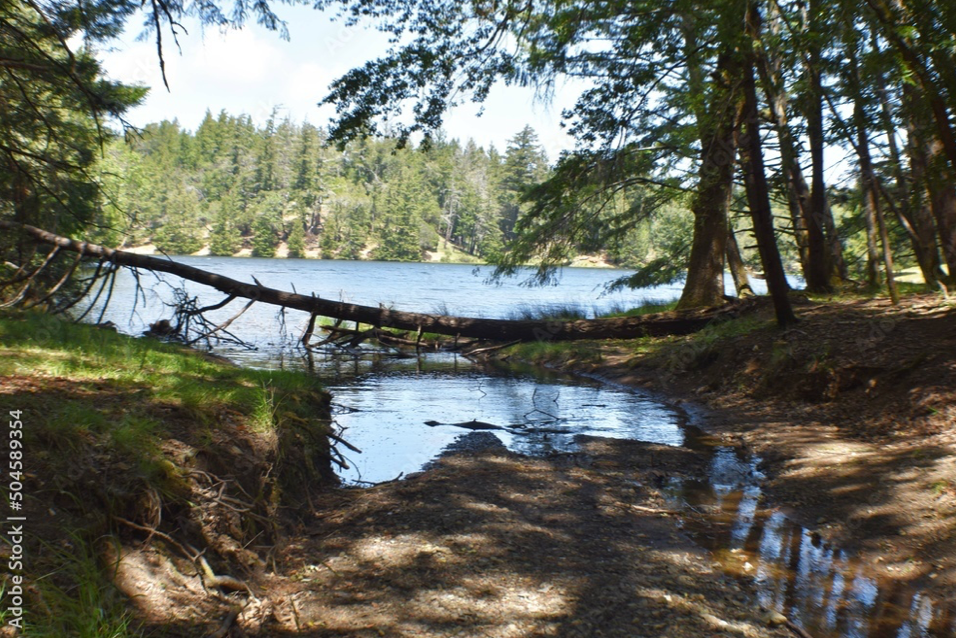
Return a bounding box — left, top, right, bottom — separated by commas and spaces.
1, 221, 761, 342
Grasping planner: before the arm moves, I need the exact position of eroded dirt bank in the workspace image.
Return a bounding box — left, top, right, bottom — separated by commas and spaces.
519, 294, 956, 618
7, 294, 954, 636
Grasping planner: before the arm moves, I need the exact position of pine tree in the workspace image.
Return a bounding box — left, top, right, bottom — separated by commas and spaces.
208, 206, 242, 256
287, 218, 307, 258
499, 126, 549, 240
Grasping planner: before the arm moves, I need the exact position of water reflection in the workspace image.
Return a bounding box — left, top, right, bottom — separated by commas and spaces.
668, 440, 955, 637
325, 356, 684, 484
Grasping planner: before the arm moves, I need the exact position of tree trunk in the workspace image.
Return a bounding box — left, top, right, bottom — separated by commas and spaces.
855, 100, 899, 302
862, 186, 881, 288
726, 226, 754, 298
804, 0, 834, 292
755, 2, 811, 280
882, 75, 942, 287
865, 0, 956, 172
846, 23, 897, 300
925, 138, 956, 284
741, 4, 797, 326
1, 221, 759, 342
677, 51, 740, 310
906, 86, 956, 285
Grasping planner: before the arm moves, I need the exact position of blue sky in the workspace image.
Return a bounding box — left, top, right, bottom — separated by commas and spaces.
96, 6, 580, 161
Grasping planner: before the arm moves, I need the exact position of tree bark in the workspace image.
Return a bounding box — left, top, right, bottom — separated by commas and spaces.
726, 226, 754, 298
804, 0, 834, 292
754, 1, 811, 280
862, 184, 881, 289
741, 3, 797, 326
855, 104, 900, 303
1, 221, 755, 342
846, 23, 898, 301
677, 50, 741, 310
924, 139, 956, 284
881, 72, 942, 287
905, 86, 956, 285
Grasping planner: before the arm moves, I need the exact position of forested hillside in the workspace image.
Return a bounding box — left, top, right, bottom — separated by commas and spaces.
95, 113, 679, 265
95, 107, 922, 288
95, 112, 719, 268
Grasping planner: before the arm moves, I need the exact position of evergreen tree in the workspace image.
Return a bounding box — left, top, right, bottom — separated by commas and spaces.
287, 217, 307, 258
250, 192, 285, 257
208, 205, 242, 256
374, 166, 428, 261
499, 126, 549, 240
153, 180, 205, 255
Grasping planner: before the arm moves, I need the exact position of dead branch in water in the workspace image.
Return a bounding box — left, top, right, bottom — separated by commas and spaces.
1, 221, 760, 342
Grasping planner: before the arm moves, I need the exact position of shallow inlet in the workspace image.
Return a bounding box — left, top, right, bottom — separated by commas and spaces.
666, 431, 955, 638
323, 353, 954, 638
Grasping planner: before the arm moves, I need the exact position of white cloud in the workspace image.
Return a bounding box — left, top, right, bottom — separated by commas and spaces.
96, 8, 583, 155
193, 29, 284, 86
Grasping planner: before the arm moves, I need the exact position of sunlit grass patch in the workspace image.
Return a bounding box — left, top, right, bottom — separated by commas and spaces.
27, 533, 138, 638
0, 310, 333, 635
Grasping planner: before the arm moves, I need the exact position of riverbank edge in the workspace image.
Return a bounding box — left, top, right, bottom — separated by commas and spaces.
496, 292, 956, 605
0, 312, 337, 635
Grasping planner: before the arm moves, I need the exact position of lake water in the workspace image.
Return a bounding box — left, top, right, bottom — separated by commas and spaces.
85, 257, 951, 637
94, 257, 694, 353
92, 258, 696, 481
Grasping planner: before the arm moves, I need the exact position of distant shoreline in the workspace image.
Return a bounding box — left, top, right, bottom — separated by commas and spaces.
118, 242, 619, 269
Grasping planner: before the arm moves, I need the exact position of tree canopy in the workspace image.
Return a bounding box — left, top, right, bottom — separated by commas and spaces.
3, 0, 956, 325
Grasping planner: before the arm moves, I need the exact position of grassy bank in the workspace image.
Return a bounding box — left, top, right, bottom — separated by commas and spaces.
0, 312, 335, 636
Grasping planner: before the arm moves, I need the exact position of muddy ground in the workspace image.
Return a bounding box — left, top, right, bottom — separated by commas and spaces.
108, 436, 791, 637
117, 293, 955, 637
590, 294, 956, 611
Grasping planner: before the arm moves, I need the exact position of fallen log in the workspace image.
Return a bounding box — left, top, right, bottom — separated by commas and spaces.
1, 221, 762, 342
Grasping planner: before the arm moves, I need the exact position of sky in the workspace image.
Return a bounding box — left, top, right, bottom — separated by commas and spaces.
96, 5, 581, 162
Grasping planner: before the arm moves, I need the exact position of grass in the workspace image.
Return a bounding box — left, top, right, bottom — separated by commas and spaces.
0, 310, 332, 636
601, 300, 679, 318
504, 339, 604, 366
499, 297, 769, 372
803, 279, 935, 302
505, 299, 680, 322
28, 534, 136, 638
0, 311, 322, 431
507, 303, 591, 321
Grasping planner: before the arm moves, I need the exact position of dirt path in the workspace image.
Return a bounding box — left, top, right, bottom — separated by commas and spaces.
273, 438, 787, 638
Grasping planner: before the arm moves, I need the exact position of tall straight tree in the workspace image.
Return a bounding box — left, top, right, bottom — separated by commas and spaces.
741, 1, 797, 326
803, 0, 835, 292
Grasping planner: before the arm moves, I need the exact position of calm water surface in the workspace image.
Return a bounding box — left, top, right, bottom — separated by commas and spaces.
86, 257, 948, 637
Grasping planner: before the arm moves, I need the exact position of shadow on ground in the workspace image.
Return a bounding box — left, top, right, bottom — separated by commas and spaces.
128, 438, 787, 637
